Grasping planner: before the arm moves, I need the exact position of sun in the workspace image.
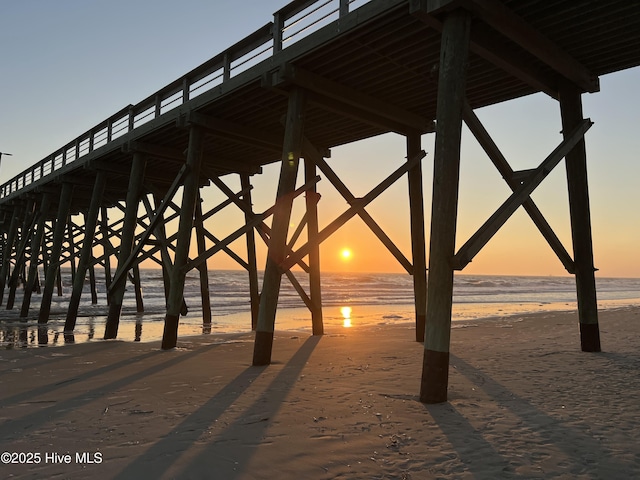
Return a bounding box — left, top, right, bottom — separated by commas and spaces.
340, 248, 353, 260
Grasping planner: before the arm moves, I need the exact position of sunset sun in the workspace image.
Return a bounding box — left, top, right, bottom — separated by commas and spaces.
340, 248, 353, 261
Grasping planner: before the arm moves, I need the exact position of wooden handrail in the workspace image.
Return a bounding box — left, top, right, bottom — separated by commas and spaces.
0, 0, 366, 199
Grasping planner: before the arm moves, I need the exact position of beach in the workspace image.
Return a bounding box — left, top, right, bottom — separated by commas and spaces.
1, 306, 639, 479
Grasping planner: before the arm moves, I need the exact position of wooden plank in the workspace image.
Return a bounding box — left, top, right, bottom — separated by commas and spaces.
124, 141, 186, 162
201, 229, 250, 270
6, 203, 37, 310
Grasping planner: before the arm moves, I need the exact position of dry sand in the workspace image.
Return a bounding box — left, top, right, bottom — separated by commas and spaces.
1, 306, 639, 479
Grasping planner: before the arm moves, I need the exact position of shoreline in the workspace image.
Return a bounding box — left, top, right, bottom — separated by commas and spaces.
2, 296, 639, 349
1, 306, 639, 478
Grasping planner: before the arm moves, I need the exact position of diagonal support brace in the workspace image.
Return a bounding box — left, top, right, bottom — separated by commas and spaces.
453, 118, 592, 270
303, 137, 414, 275
280, 150, 426, 272
462, 101, 576, 273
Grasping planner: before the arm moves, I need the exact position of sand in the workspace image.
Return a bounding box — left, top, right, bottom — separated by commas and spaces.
1, 306, 639, 479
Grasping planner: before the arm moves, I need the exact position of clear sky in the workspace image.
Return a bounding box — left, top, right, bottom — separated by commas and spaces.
1, 1, 638, 278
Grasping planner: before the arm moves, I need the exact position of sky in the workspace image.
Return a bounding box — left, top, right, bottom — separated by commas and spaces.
1, 0, 638, 278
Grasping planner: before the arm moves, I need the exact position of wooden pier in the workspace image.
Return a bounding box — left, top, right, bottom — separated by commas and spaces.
1, 0, 639, 403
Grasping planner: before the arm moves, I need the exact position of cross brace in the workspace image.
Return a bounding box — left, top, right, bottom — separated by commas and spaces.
453, 117, 592, 270
280, 149, 427, 272
183, 175, 321, 273
302, 138, 415, 275
462, 101, 576, 273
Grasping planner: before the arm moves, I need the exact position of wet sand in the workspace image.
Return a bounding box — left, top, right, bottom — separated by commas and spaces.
1, 306, 639, 479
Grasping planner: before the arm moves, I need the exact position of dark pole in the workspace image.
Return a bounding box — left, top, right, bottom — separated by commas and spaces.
241, 173, 260, 331
559, 81, 601, 352
65, 171, 106, 330
39, 182, 74, 322
420, 8, 471, 404
304, 156, 323, 335
161, 125, 204, 349
253, 88, 306, 366
21, 193, 53, 317
0, 207, 21, 305
194, 196, 212, 326
407, 132, 427, 342
104, 152, 147, 339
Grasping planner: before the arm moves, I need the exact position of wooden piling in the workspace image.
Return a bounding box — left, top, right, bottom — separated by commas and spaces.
104, 152, 147, 339
194, 196, 212, 325
100, 206, 113, 304
40, 228, 50, 287
240, 173, 260, 330
152, 193, 172, 308
6, 202, 35, 310
88, 264, 98, 304
420, 9, 471, 404
67, 216, 76, 283
161, 125, 204, 349
39, 182, 74, 323
253, 88, 307, 366
21, 193, 53, 318
55, 267, 63, 296
559, 82, 601, 352
0, 208, 20, 305
64, 171, 107, 332
407, 132, 427, 342
132, 265, 144, 313
304, 157, 323, 335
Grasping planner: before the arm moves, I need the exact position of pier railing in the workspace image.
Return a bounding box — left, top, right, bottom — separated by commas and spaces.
0, 0, 371, 199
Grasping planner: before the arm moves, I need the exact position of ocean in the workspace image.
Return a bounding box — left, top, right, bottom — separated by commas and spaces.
1, 270, 639, 348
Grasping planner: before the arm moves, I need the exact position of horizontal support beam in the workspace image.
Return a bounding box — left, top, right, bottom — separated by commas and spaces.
411, 5, 558, 98
185, 111, 283, 151
270, 64, 434, 134
468, 0, 599, 93
411, 0, 598, 94
123, 141, 186, 162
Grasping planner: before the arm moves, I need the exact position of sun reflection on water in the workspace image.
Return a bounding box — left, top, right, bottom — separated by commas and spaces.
340, 306, 352, 328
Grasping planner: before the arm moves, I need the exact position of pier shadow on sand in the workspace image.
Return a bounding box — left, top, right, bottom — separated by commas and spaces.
423, 353, 637, 478
112, 335, 321, 479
